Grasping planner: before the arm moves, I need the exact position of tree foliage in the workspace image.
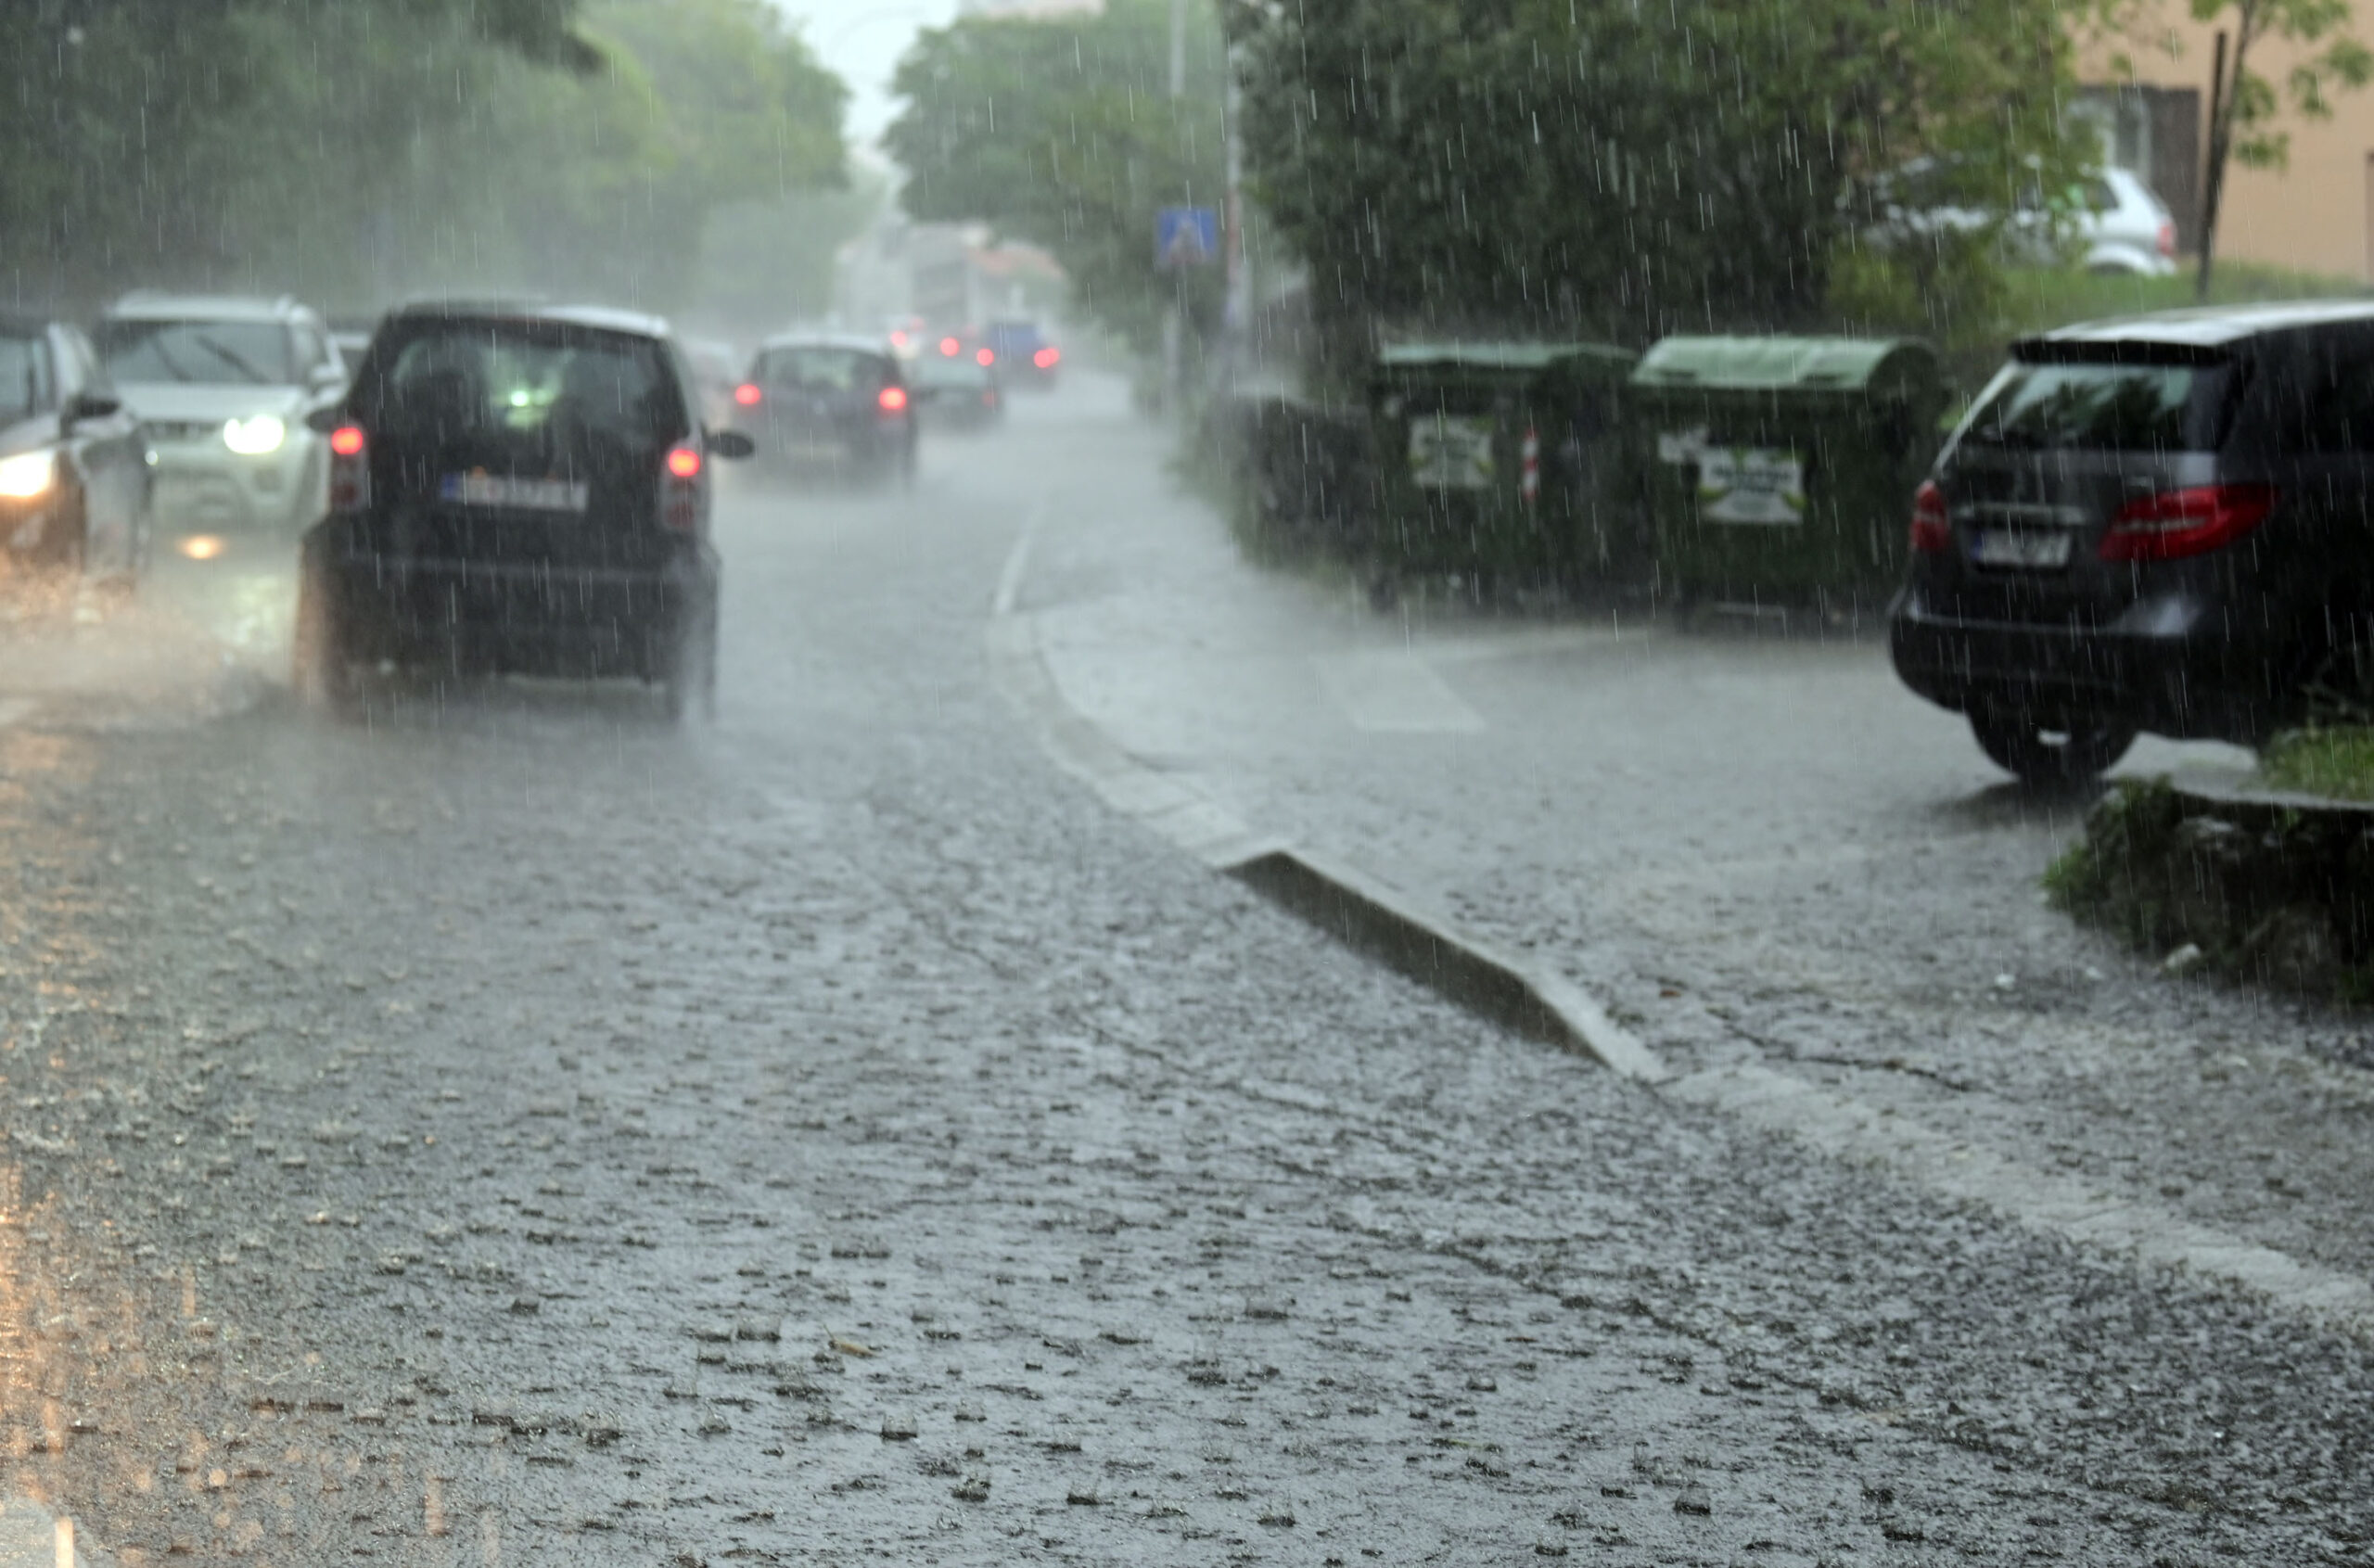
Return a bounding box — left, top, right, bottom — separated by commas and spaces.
886, 0, 1229, 353
0, 0, 847, 313
1224, 0, 2085, 371
2099, 0, 2374, 294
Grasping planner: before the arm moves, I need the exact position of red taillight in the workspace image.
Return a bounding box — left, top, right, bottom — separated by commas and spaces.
328, 426, 369, 511
1033, 347, 1060, 370
662, 441, 703, 531
976, 348, 995, 367
877, 386, 909, 414
2100, 483, 2277, 562
890, 330, 909, 350
1909, 479, 1952, 554
734, 382, 762, 408
2157, 220, 2176, 259
939, 337, 961, 357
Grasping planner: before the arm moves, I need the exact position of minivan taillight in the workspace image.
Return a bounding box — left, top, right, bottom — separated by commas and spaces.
2100, 483, 2277, 563
328, 426, 369, 512
1909, 480, 1951, 553
662, 440, 703, 532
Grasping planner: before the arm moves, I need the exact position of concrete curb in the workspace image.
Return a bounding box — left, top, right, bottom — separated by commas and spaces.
986, 605, 1667, 1082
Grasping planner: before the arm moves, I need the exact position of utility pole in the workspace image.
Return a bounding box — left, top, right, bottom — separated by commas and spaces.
1162, 0, 1188, 414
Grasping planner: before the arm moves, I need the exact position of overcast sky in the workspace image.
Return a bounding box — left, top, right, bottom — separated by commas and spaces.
768, 0, 963, 148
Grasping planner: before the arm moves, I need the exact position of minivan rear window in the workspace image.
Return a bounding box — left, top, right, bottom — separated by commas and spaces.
1962, 355, 2238, 453
354, 321, 685, 453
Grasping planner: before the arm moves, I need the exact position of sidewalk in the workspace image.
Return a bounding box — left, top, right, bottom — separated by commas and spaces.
1004, 420, 2374, 1318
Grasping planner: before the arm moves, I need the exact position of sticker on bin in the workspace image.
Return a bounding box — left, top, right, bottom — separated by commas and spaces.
439, 471, 589, 513
1695, 447, 1806, 526
1408, 415, 1496, 490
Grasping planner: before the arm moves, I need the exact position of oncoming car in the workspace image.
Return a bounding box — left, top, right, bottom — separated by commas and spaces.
1891, 300, 2374, 782
295, 302, 753, 719
96, 293, 346, 544
0, 311, 151, 581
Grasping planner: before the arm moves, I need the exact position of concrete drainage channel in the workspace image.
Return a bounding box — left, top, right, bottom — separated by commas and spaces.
985, 524, 2374, 1345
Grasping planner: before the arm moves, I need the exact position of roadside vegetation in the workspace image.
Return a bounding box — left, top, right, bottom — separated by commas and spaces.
2258, 727, 2374, 800
0, 0, 851, 316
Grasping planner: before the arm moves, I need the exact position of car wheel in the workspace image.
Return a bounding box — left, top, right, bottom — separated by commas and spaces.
1969, 704, 2137, 786
292, 555, 355, 717
662, 613, 716, 725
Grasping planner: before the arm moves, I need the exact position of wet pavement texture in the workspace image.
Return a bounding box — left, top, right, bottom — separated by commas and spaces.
0, 377, 2368, 1564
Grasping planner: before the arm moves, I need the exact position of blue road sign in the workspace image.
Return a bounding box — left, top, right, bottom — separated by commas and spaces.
1155, 206, 1219, 271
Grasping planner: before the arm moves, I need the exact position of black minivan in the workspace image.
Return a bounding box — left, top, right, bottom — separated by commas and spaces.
295, 303, 751, 719
1891, 301, 2374, 783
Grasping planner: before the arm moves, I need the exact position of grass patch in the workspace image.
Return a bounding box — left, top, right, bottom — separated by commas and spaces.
2258, 728, 2374, 801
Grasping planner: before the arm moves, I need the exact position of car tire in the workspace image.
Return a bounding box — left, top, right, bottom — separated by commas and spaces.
663, 611, 716, 725
292, 555, 355, 717
1969, 704, 2137, 786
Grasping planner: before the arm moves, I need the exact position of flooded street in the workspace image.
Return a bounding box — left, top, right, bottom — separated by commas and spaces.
0, 378, 2365, 1564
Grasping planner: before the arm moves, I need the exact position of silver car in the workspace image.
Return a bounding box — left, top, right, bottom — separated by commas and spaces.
1863, 161, 2177, 277
96, 293, 348, 543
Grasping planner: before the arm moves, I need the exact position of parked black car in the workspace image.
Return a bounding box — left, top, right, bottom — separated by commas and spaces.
736, 335, 915, 485
0, 310, 151, 581
294, 302, 751, 719
1892, 301, 2374, 784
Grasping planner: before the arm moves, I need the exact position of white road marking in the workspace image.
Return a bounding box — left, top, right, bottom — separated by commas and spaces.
992, 492, 1052, 619
1314, 650, 1485, 733
1668, 1063, 2374, 1337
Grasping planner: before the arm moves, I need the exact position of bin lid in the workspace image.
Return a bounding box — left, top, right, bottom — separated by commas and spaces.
1628, 336, 1934, 396
1375, 340, 1636, 376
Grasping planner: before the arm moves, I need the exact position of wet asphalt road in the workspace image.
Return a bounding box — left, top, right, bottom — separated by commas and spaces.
0, 378, 2371, 1564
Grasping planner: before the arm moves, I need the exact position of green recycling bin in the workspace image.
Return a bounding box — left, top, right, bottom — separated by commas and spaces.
1629, 336, 1944, 610
1369, 340, 1638, 584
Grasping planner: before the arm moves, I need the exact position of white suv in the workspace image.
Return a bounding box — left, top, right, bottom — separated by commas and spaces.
96, 293, 349, 540
1862, 161, 2178, 277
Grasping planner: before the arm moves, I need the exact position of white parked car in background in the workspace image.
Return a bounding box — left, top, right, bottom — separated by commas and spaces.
1860, 160, 2177, 276
96, 293, 348, 545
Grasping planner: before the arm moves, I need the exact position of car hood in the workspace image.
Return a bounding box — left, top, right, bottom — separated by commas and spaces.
113, 382, 309, 426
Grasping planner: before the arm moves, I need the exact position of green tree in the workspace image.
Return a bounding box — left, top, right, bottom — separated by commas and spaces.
1224, 0, 2084, 376
885, 0, 1228, 353
2100, 0, 2374, 296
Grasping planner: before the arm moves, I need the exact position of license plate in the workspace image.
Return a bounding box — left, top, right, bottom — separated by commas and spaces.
439, 472, 588, 513
1971, 529, 2072, 568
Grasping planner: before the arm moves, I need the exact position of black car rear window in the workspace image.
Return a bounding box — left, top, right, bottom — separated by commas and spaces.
1963, 351, 2239, 453
2269, 339, 2374, 454
756, 347, 891, 392
354, 320, 687, 453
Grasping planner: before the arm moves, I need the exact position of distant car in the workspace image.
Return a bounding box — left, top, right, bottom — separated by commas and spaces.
911, 351, 1003, 431
679, 337, 744, 430
1891, 300, 2374, 784
1861, 161, 2177, 277
983, 320, 1061, 389
331, 329, 373, 380
0, 310, 151, 581
293, 301, 752, 720
96, 292, 347, 542
735, 335, 916, 485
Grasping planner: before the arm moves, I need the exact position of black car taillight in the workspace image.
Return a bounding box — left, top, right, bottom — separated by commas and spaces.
2100, 483, 2277, 563
1908, 479, 1951, 554
661, 440, 702, 532
328, 425, 369, 512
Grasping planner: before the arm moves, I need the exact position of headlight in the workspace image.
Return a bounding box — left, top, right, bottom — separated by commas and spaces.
222, 415, 287, 456
0, 450, 53, 500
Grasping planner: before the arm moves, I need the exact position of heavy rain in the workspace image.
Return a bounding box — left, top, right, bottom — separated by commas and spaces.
5, 0, 2374, 1562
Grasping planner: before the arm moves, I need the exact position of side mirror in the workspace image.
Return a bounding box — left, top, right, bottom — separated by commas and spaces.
61, 391, 121, 429
304, 405, 347, 435
706, 428, 756, 461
